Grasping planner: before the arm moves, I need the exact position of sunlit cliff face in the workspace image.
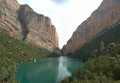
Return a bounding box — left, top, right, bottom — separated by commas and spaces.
62, 0, 120, 55
17, 0, 103, 48
0, 0, 60, 53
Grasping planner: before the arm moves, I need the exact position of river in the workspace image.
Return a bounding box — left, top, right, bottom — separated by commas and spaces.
15, 56, 84, 83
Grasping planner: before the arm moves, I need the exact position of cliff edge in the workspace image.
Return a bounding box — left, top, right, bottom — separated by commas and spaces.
0, 0, 60, 54
62, 0, 120, 55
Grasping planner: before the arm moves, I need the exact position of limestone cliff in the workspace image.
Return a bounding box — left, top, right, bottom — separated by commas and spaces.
62, 0, 120, 55
0, 0, 60, 53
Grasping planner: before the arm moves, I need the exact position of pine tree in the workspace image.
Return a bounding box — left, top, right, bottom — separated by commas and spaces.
2, 69, 8, 83
100, 41, 104, 53
0, 65, 20, 83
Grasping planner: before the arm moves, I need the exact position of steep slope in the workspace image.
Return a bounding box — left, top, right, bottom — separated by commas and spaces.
71, 22, 120, 61
0, 0, 60, 53
62, 0, 120, 55
0, 32, 57, 69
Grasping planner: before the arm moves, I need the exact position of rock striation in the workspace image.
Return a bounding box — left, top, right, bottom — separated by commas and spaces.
0, 0, 60, 53
62, 0, 120, 55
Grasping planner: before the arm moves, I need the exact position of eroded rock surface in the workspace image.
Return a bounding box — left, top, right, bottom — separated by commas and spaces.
0, 0, 60, 53
62, 0, 120, 55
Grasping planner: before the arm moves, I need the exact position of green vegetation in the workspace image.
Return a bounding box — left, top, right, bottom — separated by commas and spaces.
0, 65, 19, 83
62, 23, 120, 83
62, 54, 120, 83
100, 41, 105, 53
71, 23, 120, 61
0, 32, 57, 69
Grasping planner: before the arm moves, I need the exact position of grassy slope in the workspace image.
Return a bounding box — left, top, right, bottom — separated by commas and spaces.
0, 32, 57, 69
71, 23, 120, 61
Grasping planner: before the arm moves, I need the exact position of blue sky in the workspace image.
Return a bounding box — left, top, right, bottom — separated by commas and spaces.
17, 0, 103, 48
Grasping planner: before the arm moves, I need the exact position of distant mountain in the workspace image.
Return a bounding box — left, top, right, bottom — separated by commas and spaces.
62, 0, 120, 55
0, 0, 60, 54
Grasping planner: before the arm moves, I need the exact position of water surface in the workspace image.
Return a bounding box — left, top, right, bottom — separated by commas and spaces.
16, 56, 84, 83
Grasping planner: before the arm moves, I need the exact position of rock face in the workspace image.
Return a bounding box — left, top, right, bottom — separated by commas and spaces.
0, 0, 59, 53
62, 0, 120, 55
104, 43, 116, 54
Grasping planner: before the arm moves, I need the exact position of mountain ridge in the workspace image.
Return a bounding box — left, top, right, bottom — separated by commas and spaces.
0, 0, 60, 54
62, 0, 120, 55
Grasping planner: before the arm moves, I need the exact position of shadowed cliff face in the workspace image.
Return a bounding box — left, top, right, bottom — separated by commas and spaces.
0, 0, 60, 53
62, 0, 120, 55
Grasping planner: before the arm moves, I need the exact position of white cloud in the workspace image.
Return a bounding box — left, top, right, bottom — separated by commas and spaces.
17, 0, 103, 48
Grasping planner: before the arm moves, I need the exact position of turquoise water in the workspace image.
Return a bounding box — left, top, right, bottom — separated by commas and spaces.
16, 56, 84, 83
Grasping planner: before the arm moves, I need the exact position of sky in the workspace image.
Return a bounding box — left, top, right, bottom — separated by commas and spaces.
17, 0, 103, 48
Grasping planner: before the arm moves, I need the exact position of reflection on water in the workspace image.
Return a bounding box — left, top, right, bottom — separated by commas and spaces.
56, 57, 71, 83
16, 56, 84, 83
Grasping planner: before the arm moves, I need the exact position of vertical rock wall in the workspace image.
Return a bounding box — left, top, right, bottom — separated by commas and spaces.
0, 0, 60, 53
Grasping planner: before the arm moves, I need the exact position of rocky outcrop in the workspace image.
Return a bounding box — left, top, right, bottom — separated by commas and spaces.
0, 0, 22, 38
0, 0, 59, 53
62, 0, 120, 55
104, 43, 116, 54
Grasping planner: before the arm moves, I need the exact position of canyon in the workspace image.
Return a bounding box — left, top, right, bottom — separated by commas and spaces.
62, 0, 120, 55
1, 0, 120, 56
0, 0, 60, 54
